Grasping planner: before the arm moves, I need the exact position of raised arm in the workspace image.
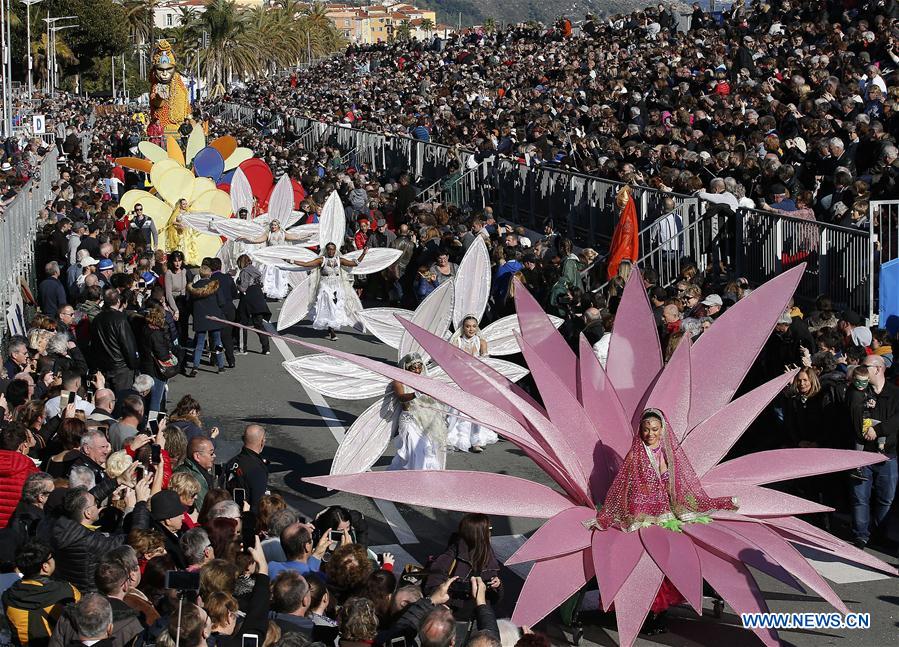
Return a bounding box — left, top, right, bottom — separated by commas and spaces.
238, 232, 268, 244
340, 248, 367, 267
284, 257, 323, 269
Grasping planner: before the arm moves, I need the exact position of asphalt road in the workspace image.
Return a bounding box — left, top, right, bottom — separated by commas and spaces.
167, 303, 899, 647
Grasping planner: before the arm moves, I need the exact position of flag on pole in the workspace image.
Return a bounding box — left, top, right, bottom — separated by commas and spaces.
606, 185, 639, 279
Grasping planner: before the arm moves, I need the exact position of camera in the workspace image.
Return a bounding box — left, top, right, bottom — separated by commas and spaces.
165, 570, 200, 591
448, 578, 472, 600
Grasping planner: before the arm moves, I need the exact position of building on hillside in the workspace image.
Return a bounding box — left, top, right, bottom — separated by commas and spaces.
154, 0, 263, 30
322, 2, 441, 44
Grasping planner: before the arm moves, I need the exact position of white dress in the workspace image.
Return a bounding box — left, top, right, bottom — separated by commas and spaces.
389, 387, 447, 471
445, 335, 500, 451
262, 230, 288, 299
310, 256, 355, 330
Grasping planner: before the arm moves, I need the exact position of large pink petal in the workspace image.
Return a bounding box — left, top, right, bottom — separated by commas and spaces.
639, 525, 703, 614
591, 528, 644, 612
717, 520, 849, 615
506, 506, 596, 565
704, 484, 833, 516
399, 319, 574, 488
694, 543, 780, 647
286, 336, 592, 500
510, 550, 592, 627
682, 371, 797, 476
688, 265, 805, 429
703, 448, 888, 487
612, 551, 664, 647
514, 281, 578, 394
516, 333, 601, 496
578, 334, 631, 465
685, 523, 802, 591
605, 271, 663, 422
644, 335, 692, 438
305, 471, 574, 519
762, 517, 898, 576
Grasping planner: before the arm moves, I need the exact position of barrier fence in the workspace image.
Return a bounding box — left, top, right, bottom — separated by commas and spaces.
208, 102, 881, 322
1, 148, 59, 339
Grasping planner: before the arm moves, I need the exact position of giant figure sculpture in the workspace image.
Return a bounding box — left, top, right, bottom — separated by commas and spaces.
150, 40, 189, 135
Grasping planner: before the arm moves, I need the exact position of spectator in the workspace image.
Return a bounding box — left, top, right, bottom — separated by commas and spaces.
0, 425, 41, 527
1, 472, 55, 563
186, 264, 227, 377
269, 571, 314, 637
173, 437, 216, 507
39, 262, 68, 319
89, 290, 139, 393
223, 424, 268, 512
107, 395, 143, 452
149, 490, 187, 568
3, 541, 80, 647
180, 527, 215, 571
50, 483, 151, 592
268, 523, 329, 579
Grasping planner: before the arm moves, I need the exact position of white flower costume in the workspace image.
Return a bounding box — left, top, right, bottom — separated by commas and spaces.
388, 353, 448, 471
180, 170, 320, 293
272, 191, 402, 331
281, 236, 563, 475
445, 323, 500, 452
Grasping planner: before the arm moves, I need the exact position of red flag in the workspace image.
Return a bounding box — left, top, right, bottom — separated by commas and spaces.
607, 186, 639, 279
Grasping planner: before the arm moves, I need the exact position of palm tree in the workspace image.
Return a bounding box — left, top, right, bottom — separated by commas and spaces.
32, 31, 78, 89
420, 17, 434, 38
124, 0, 159, 47
483, 17, 497, 33
396, 19, 412, 41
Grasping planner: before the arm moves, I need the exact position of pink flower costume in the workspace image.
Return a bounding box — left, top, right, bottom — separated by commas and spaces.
595, 408, 739, 612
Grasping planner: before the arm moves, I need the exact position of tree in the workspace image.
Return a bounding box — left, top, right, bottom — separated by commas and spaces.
421, 17, 434, 37
396, 19, 412, 41
43, 0, 129, 72
483, 17, 496, 33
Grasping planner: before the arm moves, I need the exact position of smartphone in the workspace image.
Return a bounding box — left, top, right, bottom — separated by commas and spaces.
233, 488, 246, 508
164, 570, 201, 591
138, 280, 146, 289
133, 465, 145, 481
148, 419, 160, 435
151, 443, 161, 464
242, 635, 259, 647
390, 638, 407, 647
329, 530, 344, 543
59, 390, 71, 409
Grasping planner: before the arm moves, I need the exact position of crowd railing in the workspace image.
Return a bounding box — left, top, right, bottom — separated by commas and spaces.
206, 102, 879, 322
1, 148, 59, 339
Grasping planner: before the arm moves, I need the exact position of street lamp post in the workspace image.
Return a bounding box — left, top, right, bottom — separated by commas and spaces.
21, 0, 42, 99
42, 15, 77, 95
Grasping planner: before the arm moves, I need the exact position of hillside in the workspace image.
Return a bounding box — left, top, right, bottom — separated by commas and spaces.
416, 0, 684, 27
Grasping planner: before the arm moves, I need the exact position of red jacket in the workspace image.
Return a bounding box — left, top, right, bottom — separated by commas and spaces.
0, 450, 39, 526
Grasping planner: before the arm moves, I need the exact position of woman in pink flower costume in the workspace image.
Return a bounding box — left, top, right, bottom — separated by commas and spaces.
595, 408, 739, 633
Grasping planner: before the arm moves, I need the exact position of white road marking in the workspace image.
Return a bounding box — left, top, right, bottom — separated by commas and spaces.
266, 322, 419, 545
795, 544, 892, 584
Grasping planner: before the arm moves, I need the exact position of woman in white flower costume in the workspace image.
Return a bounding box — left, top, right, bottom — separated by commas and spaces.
445, 315, 499, 453
389, 352, 448, 471
235, 219, 315, 299
284, 242, 367, 341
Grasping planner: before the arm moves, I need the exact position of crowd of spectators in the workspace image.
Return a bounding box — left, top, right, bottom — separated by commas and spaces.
227, 0, 898, 236
0, 0, 897, 644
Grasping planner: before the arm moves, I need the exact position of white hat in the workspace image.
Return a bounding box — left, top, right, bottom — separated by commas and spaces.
79, 255, 99, 268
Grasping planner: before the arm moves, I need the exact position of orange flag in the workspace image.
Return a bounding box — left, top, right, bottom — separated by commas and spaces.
607, 186, 639, 279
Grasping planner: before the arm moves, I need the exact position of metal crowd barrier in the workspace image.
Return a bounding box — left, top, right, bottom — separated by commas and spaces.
209, 102, 879, 321
736, 207, 871, 319
1, 148, 59, 338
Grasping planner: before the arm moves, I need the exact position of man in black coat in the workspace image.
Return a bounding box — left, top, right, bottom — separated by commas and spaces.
0, 472, 54, 568
89, 290, 140, 393
50, 484, 151, 593
39, 261, 68, 319
149, 490, 187, 568
208, 258, 239, 368
225, 425, 269, 513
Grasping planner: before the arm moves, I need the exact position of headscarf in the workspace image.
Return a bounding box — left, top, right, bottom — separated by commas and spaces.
595, 408, 738, 532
